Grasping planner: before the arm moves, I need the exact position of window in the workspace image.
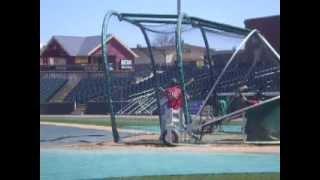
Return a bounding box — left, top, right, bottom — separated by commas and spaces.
184, 48, 191, 53
43, 58, 48, 65
54, 57, 66, 65
49, 57, 54, 65
107, 55, 116, 71
75, 57, 88, 64
109, 63, 114, 71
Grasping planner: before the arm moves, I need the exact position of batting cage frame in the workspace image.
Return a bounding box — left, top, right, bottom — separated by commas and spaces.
101, 10, 280, 144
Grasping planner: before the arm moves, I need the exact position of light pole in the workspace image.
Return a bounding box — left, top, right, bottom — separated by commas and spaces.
177, 0, 181, 16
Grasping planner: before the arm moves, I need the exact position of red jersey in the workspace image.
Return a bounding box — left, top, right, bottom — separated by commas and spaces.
247, 99, 260, 105
165, 85, 184, 109
248, 97, 260, 105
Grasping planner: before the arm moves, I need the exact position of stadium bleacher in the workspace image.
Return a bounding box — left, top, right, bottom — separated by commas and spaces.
40, 78, 67, 103
40, 59, 279, 115
64, 76, 134, 104
62, 61, 279, 103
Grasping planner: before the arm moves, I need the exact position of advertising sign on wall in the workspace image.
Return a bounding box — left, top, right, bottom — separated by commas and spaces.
121, 59, 133, 69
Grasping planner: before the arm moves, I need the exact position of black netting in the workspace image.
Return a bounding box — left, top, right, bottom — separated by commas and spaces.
197, 31, 280, 143
102, 15, 279, 144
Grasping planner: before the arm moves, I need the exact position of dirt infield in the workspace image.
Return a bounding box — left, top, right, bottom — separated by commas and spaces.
40, 122, 279, 154
64, 134, 280, 154
40, 121, 155, 134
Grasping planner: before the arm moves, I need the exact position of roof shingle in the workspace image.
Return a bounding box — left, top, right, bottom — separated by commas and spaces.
52, 35, 104, 56
53, 36, 86, 56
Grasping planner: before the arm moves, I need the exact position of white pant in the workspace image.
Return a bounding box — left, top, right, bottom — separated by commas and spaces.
163, 107, 185, 127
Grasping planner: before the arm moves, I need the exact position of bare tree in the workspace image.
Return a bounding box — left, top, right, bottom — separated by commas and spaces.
153, 34, 175, 48
152, 34, 176, 65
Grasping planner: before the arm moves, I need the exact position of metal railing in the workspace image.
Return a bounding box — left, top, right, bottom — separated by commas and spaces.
40, 64, 104, 72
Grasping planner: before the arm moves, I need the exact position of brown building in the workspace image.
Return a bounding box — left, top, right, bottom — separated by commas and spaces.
40, 35, 138, 72
132, 43, 206, 66
244, 15, 280, 53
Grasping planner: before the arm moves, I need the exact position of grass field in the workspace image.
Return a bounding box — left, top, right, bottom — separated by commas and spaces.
40, 117, 159, 128
40, 116, 242, 128
106, 173, 280, 180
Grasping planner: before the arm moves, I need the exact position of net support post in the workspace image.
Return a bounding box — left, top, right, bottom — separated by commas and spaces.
101, 10, 121, 143
196, 29, 258, 116
256, 31, 280, 62
199, 26, 215, 82
176, 12, 192, 126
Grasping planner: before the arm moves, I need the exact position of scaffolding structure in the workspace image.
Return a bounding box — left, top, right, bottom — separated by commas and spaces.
101, 10, 280, 144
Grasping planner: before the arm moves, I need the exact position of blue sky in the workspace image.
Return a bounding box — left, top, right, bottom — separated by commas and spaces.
40, 0, 279, 48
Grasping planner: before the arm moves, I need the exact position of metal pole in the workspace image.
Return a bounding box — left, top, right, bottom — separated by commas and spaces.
177, 0, 181, 16
200, 27, 214, 81
176, 13, 191, 125
200, 95, 280, 128
256, 32, 280, 62
196, 30, 258, 116
137, 98, 156, 114
129, 88, 154, 98
101, 11, 120, 142
118, 99, 139, 114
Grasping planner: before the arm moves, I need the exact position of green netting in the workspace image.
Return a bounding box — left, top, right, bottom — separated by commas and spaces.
101, 11, 280, 144
245, 97, 280, 141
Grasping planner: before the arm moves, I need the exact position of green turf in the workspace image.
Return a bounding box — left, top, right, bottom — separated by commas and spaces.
106, 173, 280, 180
40, 116, 242, 127
222, 120, 242, 125
40, 117, 159, 128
